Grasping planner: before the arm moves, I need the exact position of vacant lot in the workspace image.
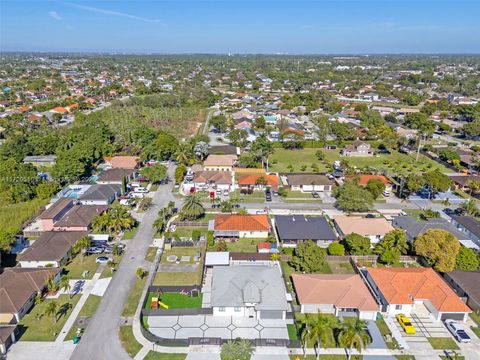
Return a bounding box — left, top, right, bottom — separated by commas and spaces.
153, 271, 201, 286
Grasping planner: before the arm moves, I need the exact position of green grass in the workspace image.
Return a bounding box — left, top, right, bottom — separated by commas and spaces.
0, 198, 48, 234
119, 325, 142, 357
172, 226, 208, 239
427, 337, 460, 350
327, 261, 355, 274
144, 351, 186, 360
225, 237, 268, 252
282, 189, 317, 199
122, 276, 147, 316
153, 271, 201, 286
161, 247, 200, 264
470, 312, 480, 325
145, 292, 202, 309
145, 247, 158, 262
99, 253, 124, 279
440, 356, 464, 360
290, 356, 362, 360
18, 295, 80, 341
64, 295, 102, 340
62, 254, 100, 279
287, 324, 299, 340
395, 356, 416, 360
269, 148, 452, 175
122, 225, 140, 240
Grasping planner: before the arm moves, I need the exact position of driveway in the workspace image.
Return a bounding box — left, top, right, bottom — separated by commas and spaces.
71, 165, 179, 360
147, 315, 289, 340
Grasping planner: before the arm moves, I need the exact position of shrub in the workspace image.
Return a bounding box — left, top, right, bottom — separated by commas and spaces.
328, 242, 345, 256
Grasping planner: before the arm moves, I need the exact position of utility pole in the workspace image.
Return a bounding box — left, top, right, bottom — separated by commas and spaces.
416, 134, 423, 162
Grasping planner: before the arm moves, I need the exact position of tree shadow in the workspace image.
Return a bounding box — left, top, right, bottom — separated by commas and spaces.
56, 302, 72, 321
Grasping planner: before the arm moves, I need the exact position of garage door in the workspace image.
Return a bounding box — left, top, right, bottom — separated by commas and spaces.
441, 313, 465, 321
259, 311, 283, 319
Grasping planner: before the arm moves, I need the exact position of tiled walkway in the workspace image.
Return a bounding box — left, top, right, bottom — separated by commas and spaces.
147, 315, 288, 340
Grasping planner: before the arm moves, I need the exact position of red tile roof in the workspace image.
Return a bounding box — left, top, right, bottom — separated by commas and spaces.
214, 214, 270, 231
237, 174, 279, 186
357, 175, 391, 186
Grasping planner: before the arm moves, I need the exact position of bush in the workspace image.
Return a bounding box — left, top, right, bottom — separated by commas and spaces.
192, 230, 201, 241
328, 242, 345, 256
207, 231, 214, 247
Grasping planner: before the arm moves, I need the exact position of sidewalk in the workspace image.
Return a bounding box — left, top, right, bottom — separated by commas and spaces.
55, 265, 104, 343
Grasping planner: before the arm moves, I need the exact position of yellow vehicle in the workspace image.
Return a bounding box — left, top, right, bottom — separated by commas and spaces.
396, 314, 416, 334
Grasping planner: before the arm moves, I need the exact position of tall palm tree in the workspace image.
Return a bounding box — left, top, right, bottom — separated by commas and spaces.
107, 204, 135, 234
175, 141, 192, 164
59, 275, 71, 299
301, 313, 336, 360
337, 318, 371, 360
45, 275, 59, 294
44, 301, 59, 324
181, 194, 205, 220
73, 236, 91, 263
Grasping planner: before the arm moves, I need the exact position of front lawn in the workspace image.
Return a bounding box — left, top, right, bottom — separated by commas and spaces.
427, 337, 460, 350
99, 253, 124, 279
145, 292, 202, 309
144, 351, 186, 360
64, 295, 102, 340
119, 325, 142, 357
122, 276, 147, 316
63, 254, 99, 279
145, 247, 158, 262
122, 225, 140, 240
287, 324, 299, 340
470, 313, 480, 338
18, 295, 80, 341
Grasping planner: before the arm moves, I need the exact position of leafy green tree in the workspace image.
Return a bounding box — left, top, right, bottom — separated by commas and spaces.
181, 194, 205, 220
254, 116, 266, 130
301, 312, 338, 357
345, 233, 371, 255
338, 318, 371, 360
315, 150, 325, 161
251, 134, 274, 169
404, 174, 425, 195
374, 229, 409, 264
36, 181, 61, 199
289, 240, 327, 273
414, 229, 460, 272
463, 120, 480, 138
136, 267, 147, 279
216, 239, 228, 252
404, 112, 435, 135
175, 163, 187, 183
334, 182, 374, 212
228, 129, 248, 147
220, 338, 254, 360
330, 122, 355, 143
455, 246, 480, 271
175, 141, 193, 164
365, 179, 386, 199
328, 242, 345, 256
0, 227, 18, 262
73, 235, 91, 263
460, 199, 479, 217
142, 131, 179, 161
92, 204, 135, 234
193, 141, 209, 160
423, 169, 453, 196
210, 115, 228, 133
140, 164, 167, 184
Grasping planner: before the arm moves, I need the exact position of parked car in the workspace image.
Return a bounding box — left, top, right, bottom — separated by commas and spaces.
129, 192, 144, 199
130, 182, 141, 188
223, 190, 229, 196
382, 190, 391, 197
96, 256, 112, 264
134, 187, 148, 193
312, 191, 319, 198
443, 208, 455, 216
444, 320, 471, 343
396, 314, 415, 334
265, 190, 272, 202
272, 190, 278, 197
86, 247, 103, 255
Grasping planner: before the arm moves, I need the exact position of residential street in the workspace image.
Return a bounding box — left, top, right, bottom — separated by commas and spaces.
71, 165, 178, 360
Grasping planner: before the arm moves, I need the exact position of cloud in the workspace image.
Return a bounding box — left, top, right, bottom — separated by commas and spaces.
49, 11, 62, 21
70, 3, 165, 24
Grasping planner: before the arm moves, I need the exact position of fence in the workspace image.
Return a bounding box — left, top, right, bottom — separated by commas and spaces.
173, 221, 209, 227
142, 307, 213, 316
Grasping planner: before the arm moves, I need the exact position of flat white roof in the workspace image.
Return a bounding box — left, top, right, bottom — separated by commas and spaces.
205, 252, 229, 266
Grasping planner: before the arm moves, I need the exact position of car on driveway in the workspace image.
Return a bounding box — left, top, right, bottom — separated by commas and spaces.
96, 256, 112, 264
445, 320, 471, 343
396, 314, 415, 334
86, 247, 103, 255
312, 191, 319, 198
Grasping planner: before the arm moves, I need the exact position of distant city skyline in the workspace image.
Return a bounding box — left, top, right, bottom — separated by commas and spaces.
1, 0, 480, 54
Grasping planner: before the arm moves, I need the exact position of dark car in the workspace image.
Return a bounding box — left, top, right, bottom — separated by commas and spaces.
443, 208, 454, 216
265, 190, 272, 202
312, 192, 319, 198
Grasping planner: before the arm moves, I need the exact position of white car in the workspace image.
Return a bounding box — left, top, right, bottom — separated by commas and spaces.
444, 320, 471, 343
134, 187, 148, 193
129, 182, 141, 188
95, 256, 112, 264
129, 192, 144, 199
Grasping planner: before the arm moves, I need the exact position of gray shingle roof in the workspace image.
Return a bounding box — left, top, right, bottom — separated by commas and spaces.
79, 184, 121, 201
393, 216, 468, 241
275, 215, 336, 241
451, 216, 480, 239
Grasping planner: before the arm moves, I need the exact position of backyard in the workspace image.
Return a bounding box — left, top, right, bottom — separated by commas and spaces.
213, 237, 269, 252
160, 246, 202, 265
269, 148, 452, 175
170, 226, 208, 240
18, 295, 80, 341
145, 292, 202, 309
122, 224, 140, 240
153, 271, 202, 286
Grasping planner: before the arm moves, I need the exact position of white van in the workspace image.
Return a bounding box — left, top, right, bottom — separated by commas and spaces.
134, 187, 148, 193
130, 182, 141, 188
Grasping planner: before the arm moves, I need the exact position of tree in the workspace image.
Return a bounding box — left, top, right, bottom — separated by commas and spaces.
404, 174, 425, 195
365, 179, 386, 199
313, 115, 330, 146
228, 129, 248, 147
463, 120, 480, 138
175, 141, 193, 163
36, 181, 61, 199
414, 229, 461, 272
220, 338, 254, 360
330, 122, 355, 143
345, 233, 371, 255
142, 131, 178, 161
45, 274, 59, 294
254, 116, 266, 130
140, 164, 167, 184
181, 194, 205, 220
334, 182, 374, 212
423, 169, 452, 196
193, 141, 209, 160
92, 204, 135, 234
59, 275, 71, 299
455, 247, 480, 271
251, 134, 274, 169
338, 318, 371, 360
73, 235, 91, 263
328, 242, 345, 256
44, 301, 59, 324
289, 240, 327, 273
301, 313, 338, 359
136, 267, 147, 279
175, 163, 187, 183
404, 112, 435, 135
216, 239, 228, 252
460, 199, 480, 217
210, 115, 228, 133
315, 150, 325, 161
374, 229, 409, 264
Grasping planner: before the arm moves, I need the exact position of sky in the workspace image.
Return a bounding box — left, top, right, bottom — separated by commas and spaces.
1, 0, 480, 54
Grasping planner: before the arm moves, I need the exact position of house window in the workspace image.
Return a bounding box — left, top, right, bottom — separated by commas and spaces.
234, 307, 241, 312
395, 305, 402, 310
219, 307, 226, 312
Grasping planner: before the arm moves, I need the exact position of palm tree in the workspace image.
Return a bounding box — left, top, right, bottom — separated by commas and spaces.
467, 180, 479, 197
106, 204, 135, 234
220, 338, 254, 360
337, 318, 371, 360
73, 236, 91, 263
45, 274, 59, 294
175, 141, 192, 164
44, 301, 59, 324
59, 275, 71, 299
301, 313, 336, 360
181, 194, 205, 220
374, 229, 409, 258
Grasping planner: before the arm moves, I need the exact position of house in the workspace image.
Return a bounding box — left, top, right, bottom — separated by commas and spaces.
203, 154, 237, 172
447, 175, 480, 192
210, 214, 270, 240
78, 184, 122, 205
450, 216, 480, 249
104, 156, 139, 170
96, 168, 135, 185
0, 267, 61, 322
192, 171, 233, 192
292, 274, 379, 320
39, 198, 74, 232
0, 325, 16, 355
237, 173, 279, 191
281, 173, 334, 193
52, 205, 108, 231
364, 267, 471, 321
334, 216, 394, 245
444, 270, 480, 313
19, 231, 87, 268
341, 141, 374, 157
274, 215, 337, 248
392, 216, 471, 246
210, 264, 288, 319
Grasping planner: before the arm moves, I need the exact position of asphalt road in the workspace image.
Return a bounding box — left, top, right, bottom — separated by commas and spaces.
71, 166, 178, 360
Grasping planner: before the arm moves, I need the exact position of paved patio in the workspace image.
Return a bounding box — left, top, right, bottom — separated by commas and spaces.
147, 315, 288, 340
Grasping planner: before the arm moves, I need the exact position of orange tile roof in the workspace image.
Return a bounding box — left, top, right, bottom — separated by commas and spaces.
214, 214, 270, 231
237, 174, 279, 186
367, 267, 471, 313
51, 106, 68, 113
105, 156, 139, 169
293, 274, 379, 311
357, 175, 391, 186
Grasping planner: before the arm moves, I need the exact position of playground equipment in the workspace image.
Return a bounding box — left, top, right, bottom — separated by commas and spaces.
151, 297, 158, 309
159, 301, 169, 309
